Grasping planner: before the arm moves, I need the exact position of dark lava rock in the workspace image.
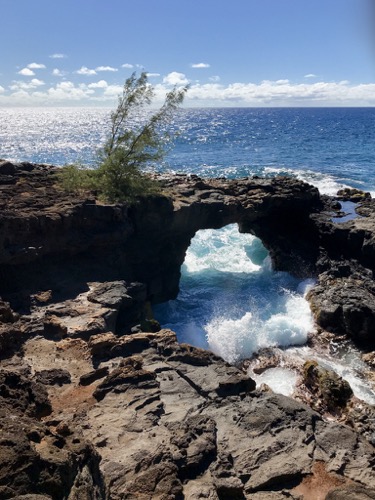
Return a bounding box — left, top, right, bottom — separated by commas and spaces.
79, 366, 109, 386
303, 360, 353, 411
34, 368, 72, 386
0, 370, 52, 418
337, 187, 371, 202
308, 272, 375, 348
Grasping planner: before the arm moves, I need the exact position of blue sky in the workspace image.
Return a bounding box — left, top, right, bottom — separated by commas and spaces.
1, 0, 375, 106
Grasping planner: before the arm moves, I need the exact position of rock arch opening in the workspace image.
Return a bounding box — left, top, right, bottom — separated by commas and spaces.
153, 223, 315, 364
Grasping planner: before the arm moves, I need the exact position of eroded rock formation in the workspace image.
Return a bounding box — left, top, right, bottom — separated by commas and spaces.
1, 160, 375, 498
0, 162, 321, 301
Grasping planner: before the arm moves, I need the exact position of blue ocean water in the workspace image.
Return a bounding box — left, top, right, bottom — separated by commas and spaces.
2, 108, 375, 398
164, 107, 375, 196
2, 107, 375, 194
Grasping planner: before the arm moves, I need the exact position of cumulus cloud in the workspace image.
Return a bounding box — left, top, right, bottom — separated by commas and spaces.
27, 63, 46, 69
103, 84, 124, 97
209, 75, 221, 82
18, 68, 35, 76
47, 81, 95, 100
304, 73, 317, 78
49, 53, 67, 59
163, 72, 189, 86
96, 66, 118, 72
76, 66, 97, 76
29, 78, 45, 87
191, 63, 210, 68
10, 79, 45, 91
185, 80, 375, 106
52, 68, 65, 77
146, 73, 161, 78
88, 80, 108, 89
122, 63, 133, 69
2, 76, 375, 107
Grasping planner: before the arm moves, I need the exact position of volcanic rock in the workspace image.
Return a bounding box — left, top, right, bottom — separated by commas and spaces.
1, 162, 375, 498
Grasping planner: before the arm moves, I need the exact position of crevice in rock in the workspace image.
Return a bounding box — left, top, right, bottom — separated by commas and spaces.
248, 472, 305, 493
173, 367, 211, 399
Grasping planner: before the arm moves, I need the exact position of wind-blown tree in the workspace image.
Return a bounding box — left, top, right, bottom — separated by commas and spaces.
59, 72, 188, 202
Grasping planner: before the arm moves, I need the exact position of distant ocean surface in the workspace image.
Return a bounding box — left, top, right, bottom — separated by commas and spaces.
2, 106, 375, 195
2, 107, 375, 400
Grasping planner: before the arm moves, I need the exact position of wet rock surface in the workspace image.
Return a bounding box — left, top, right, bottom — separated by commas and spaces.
1, 161, 375, 498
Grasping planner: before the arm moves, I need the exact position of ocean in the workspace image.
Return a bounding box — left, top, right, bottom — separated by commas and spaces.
2, 106, 375, 401
2, 107, 375, 195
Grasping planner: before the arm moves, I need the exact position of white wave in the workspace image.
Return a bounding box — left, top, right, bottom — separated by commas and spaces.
253, 367, 298, 396
285, 346, 375, 405
205, 292, 314, 364
324, 359, 375, 405
184, 225, 262, 273
264, 166, 351, 196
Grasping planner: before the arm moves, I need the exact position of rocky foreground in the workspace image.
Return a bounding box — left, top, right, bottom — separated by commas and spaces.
0, 160, 375, 499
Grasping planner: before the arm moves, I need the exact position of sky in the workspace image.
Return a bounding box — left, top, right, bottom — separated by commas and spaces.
1, 0, 375, 107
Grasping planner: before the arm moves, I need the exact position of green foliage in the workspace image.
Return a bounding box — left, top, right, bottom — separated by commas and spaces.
57, 163, 100, 194
59, 72, 188, 202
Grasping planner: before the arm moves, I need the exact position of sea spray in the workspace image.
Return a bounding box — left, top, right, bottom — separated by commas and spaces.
283, 346, 375, 405
183, 226, 263, 274
205, 287, 314, 364
263, 166, 351, 196
154, 224, 316, 363
253, 367, 298, 397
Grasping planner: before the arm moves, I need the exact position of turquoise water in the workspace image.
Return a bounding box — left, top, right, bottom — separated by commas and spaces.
154, 225, 315, 364
2, 106, 375, 366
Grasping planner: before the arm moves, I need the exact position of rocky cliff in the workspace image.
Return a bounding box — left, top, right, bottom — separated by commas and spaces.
0, 160, 375, 499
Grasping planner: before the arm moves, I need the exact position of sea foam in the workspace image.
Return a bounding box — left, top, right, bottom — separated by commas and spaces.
184, 227, 262, 274
205, 289, 314, 364
155, 224, 315, 364
263, 166, 351, 196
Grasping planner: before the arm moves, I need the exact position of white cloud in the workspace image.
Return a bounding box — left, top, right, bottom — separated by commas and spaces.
49, 53, 67, 59
47, 81, 95, 100
103, 84, 124, 97
52, 68, 65, 77
209, 75, 221, 82
18, 68, 35, 76
10, 79, 45, 91
2, 75, 375, 107
96, 66, 118, 72
27, 63, 46, 69
163, 72, 189, 86
5, 89, 30, 101
122, 63, 133, 69
88, 80, 108, 89
31, 78, 45, 86
146, 73, 161, 78
191, 63, 210, 69
304, 74, 317, 78
76, 66, 97, 76
185, 80, 375, 106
